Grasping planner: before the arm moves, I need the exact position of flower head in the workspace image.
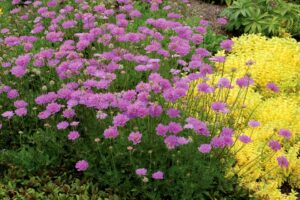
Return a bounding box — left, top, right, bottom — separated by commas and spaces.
198, 144, 212, 153
75, 160, 89, 171
277, 156, 289, 168
266, 82, 279, 93
211, 101, 229, 113
238, 135, 252, 143
128, 131, 142, 145
278, 129, 292, 139
248, 120, 260, 128
152, 171, 164, 180
104, 126, 119, 139
68, 131, 80, 141
268, 140, 281, 151
136, 168, 147, 176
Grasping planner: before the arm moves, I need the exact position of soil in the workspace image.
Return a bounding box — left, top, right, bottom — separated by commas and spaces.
186, 0, 232, 36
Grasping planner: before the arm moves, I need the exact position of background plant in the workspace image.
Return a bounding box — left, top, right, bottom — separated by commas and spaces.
222, 0, 300, 38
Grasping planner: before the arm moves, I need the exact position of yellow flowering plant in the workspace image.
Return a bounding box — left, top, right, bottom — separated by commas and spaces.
186, 34, 300, 199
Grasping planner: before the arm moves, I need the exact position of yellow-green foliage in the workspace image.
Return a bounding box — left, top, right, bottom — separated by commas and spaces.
231, 96, 300, 200
222, 35, 300, 200
217, 34, 300, 96
190, 34, 300, 199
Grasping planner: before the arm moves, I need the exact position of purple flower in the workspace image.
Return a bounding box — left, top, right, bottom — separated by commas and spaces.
211, 136, 225, 148
46, 103, 62, 114
268, 140, 281, 151
248, 120, 260, 128
277, 156, 289, 168
7, 89, 19, 99
198, 83, 214, 93
266, 82, 279, 93
220, 127, 234, 137
195, 48, 211, 57
199, 19, 209, 26
164, 135, 178, 149
75, 160, 89, 171
220, 39, 234, 51
136, 168, 147, 176
128, 131, 142, 145
63, 109, 76, 118
14, 100, 28, 108
57, 121, 69, 130
46, 31, 64, 42
15, 108, 27, 116
103, 126, 119, 139
217, 78, 232, 88
211, 101, 229, 113
156, 124, 168, 136
68, 131, 80, 141
152, 171, 164, 180
217, 17, 228, 25
236, 76, 254, 88
113, 114, 129, 127
278, 129, 292, 139
149, 104, 163, 117
184, 117, 210, 136
198, 144, 212, 153
209, 56, 225, 63
177, 137, 190, 145
2, 111, 14, 119
38, 110, 51, 119
238, 135, 252, 143
168, 36, 190, 56
62, 20, 77, 29
168, 122, 183, 134
167, 108, 180, 118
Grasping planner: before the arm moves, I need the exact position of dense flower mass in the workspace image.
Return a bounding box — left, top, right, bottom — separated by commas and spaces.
0, 0, 299, 199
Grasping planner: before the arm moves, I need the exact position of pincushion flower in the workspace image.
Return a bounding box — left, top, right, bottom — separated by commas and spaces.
156, 124, 168, 136
2, 111, 14, 119
268, 140, 281, 151
278, 129, 292, 140
277, 156, 289, 168
198, 144, 212, 153
68, 131, 80, 141
75, 160, 89, 171
167, 108, 180, 118
238, 135, 252, 144
103, 127, 119, 139
217, 17, 228, 25
57, 121, 69, 130
266, 82, 279, 93
211, 101, 229, 113
236, 76, 254, 88
152, 171, 164, 180
128, 131, 142, 145
220, 39, 234, 51
136, 168, 147, 176
248, 120, 260, 128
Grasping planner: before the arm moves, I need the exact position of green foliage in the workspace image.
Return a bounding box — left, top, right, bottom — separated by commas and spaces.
0, 0, 249, 199
222, 0, 300, 37
0, 168, 118, 200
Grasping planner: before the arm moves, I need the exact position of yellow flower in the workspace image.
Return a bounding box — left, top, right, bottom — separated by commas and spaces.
0, 8, 3, 16
217, 34, 300, 96
185, 34, 300, 199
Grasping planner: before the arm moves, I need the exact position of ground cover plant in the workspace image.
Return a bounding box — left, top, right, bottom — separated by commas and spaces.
0, 0, 299, 199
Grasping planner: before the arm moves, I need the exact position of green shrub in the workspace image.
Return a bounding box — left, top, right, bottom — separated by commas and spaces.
222, 0, 300, 37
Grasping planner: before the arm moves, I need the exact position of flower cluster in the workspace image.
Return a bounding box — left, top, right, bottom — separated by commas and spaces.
1, 0, 298, 198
